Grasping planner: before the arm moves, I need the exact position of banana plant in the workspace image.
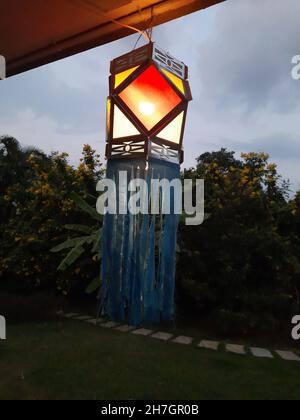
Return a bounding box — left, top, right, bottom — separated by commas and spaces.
51, 192, 102, 295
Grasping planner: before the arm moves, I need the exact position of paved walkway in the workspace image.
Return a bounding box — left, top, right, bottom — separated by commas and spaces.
58, 312, 300, 363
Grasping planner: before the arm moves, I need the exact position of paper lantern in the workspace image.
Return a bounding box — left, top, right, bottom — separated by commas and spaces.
100, 43, 192, 326
105, 43, 192, 164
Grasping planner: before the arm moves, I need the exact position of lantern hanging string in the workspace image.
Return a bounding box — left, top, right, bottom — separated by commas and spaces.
147, 6, 155, 42
111, 18, 151, 42
132, 33, 143, 51
133, 7, 154, 50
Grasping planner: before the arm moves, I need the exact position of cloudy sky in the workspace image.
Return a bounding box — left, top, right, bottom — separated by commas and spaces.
1, 0, 300, 192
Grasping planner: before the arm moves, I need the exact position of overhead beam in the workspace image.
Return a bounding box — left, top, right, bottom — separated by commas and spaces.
3, 0, 225, 77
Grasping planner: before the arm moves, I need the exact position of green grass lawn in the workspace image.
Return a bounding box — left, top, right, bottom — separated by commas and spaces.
1, 320, 300, 400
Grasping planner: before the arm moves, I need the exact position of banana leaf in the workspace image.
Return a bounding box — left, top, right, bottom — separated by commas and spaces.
65, 224, 94, 234
51, 236, 89, 253
92, 229, 102, 254
85, 275, 102, 294
58, 245, 85, 271
70, 191, 102, 222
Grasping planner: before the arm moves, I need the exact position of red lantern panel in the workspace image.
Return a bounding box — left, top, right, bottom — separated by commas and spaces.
118, 65, 182, 131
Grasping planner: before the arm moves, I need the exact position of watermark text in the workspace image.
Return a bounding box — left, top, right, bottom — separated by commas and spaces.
292, 315, 300, 340
0, 55, 6, 80
291, 55, 300, 80
96, 172, 205, 226
0, 315, 6, 340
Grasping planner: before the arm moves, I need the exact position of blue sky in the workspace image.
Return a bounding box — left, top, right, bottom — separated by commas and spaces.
1, 0, 300, 192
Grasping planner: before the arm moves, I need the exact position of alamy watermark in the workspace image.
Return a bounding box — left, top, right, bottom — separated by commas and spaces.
0, 315, 6, 340
0, 55, 6, 80
96, 173, 205, 226
291, 55, 300, 80
292, 315, 300, 341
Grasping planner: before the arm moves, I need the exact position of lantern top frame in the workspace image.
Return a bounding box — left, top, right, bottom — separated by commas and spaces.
110, 42, 189, 81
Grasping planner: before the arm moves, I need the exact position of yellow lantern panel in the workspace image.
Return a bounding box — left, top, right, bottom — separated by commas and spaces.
114, 66, 139, 89
157, 112, 184, 144
113, 105, 140, 139
161, 69, 185, 96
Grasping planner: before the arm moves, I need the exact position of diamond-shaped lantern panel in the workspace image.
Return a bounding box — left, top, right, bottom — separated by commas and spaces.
106, 43, 192, 164
118, 65, 182, 131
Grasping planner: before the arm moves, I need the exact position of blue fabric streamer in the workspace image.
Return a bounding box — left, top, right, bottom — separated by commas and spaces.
101, 158, 180, 326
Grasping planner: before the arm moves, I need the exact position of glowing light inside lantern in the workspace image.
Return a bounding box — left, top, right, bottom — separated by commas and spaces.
119, 65, 181, 131
139, 101, 156, 116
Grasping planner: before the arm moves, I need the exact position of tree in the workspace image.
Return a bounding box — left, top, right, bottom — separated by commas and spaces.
0, 137, 104, 296
178, 149, 299, 335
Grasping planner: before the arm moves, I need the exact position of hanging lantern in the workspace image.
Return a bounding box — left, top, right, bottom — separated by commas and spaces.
100, 43, 192, 326
105, 43, 192, 164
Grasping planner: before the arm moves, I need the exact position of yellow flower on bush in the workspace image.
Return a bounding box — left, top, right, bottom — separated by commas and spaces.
240, 177, 248, 185
250, 191, 260, 199
268, 163, 277, 171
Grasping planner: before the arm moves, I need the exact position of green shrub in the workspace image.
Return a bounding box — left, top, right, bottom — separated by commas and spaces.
177, 149, 300, 334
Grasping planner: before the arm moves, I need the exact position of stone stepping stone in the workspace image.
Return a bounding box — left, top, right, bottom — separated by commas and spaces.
115, 325, 136, 333
101, 321, 120, 329
64, 313, 79, 318
172, 336, 194, 345
86, 319, 97, 325
198, 340, 219, 351
276, 351, 300, 362
131, 328, 154, 336
86, 318, 104, 325
75, 315, 93, 321
151, 332, 174, 341
226, 344, 246, 355
250, 347, 273, 359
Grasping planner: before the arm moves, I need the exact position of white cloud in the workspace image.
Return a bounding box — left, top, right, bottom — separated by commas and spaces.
0, 110, 105, 166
